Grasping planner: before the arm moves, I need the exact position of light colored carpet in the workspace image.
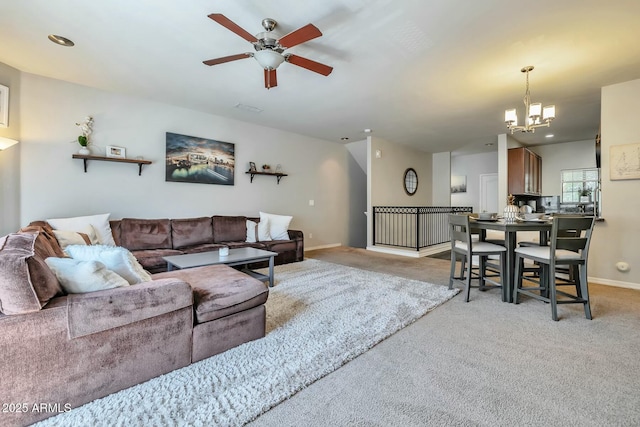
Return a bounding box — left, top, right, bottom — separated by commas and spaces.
36, 259, 458, 427
248, 247, 640, 426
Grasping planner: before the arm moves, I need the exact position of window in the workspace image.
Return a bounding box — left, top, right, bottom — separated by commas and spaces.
561, 168, 599, 203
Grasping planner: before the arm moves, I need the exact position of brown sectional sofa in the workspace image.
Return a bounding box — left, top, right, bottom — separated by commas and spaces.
110, 215, 304, 273
0, 215, 303, 427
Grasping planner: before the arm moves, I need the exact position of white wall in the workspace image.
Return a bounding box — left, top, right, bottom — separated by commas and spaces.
369, 136, 432, 206
530, 139, 595, 195
431, 152, 451, 206
591, 78, 640, 287
0, 63, 21, 235
451, 151, 498, 212
18, 73, 350, 249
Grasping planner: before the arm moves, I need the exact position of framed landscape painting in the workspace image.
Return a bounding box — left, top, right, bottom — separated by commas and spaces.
165, 132, 235, 185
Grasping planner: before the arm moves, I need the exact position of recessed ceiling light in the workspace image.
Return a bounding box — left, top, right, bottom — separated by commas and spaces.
340, 137, 349, 141
545, 134, 554, 138
48, 34, 75, 47
363, 128, 372, 133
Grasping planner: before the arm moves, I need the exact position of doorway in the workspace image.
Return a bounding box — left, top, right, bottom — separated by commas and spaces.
479, 173, 499, 213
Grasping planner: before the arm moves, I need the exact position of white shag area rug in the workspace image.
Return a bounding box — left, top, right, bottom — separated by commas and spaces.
37, 259, 458, 427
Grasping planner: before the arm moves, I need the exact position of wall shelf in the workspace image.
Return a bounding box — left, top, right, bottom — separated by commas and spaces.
72, 154, 152, 175
246, 170, 288, 184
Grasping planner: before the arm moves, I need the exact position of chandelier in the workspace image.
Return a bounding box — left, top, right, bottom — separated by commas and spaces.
504, 66, 555, 133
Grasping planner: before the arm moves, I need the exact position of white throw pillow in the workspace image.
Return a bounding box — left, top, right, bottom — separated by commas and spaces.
53, 224, 99, 252
246, 219, 272, 242
246, 220, 257, 243
47, 213, 116, 246
259, 212, 292, 240
66, 244, 152, 285
45, 258, 129, 294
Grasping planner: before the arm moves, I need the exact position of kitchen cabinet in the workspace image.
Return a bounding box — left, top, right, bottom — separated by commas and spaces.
508, 147, 542, 195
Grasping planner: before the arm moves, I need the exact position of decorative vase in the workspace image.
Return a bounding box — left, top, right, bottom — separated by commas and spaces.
503, 194, 519, 222
78, 146, 90, 155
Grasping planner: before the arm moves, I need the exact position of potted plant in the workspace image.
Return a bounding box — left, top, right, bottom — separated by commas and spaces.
75, 116, 94, 155
579, 187, 592, 203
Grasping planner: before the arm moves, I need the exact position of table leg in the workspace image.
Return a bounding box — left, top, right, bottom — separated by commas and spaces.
505, 231, 517, 303
268, 256, 275, 287
167, 262, 174, 272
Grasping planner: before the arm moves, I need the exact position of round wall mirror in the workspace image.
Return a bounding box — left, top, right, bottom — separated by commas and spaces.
403, 168, 418, 196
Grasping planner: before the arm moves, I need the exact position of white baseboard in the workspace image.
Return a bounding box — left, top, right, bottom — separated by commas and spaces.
304, 243, 342, 252
366, 243, 449, 258
589, 277, 640, 290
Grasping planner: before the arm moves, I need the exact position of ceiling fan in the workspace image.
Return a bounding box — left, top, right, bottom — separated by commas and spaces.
203, 14, 333, 89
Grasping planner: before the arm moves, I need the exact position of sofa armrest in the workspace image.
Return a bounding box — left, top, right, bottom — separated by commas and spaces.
289, 229, 304, 260
66, 278, 193, 339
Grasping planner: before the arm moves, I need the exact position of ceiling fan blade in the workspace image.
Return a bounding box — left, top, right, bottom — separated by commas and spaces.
285, 54, 333, 76
264, 69, 278, 89
203, 53, 251, 66
278, 23, 322, 49
208, 13, 258, 43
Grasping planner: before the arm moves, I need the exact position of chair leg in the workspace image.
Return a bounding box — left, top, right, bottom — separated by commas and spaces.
449, 251, 457, 290
549, 265, 559, 321
465, 255, 473, 302
579, 264, 592, 320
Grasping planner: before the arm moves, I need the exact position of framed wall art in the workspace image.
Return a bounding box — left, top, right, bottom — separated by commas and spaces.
0, 84, 8, 128
610, 143, 640, 180
165, 132, 235, 185
451, 175, 467, 193
106, 145, 126, 159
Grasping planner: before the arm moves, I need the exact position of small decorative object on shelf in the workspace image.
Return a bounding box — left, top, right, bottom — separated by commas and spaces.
503, 194, 519, 222
249, 161, 257, 172
75, 116, 93, 155
262, 164, 271, 171
275, 164, 283, 173
106, 145, 126, 159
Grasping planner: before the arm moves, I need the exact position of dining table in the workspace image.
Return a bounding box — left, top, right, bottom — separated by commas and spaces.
470, 218, 552, 303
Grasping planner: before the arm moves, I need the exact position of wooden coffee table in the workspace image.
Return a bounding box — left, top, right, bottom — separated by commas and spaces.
163, 247, 278, 287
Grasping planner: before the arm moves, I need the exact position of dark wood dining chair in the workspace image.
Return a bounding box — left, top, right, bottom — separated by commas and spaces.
513, 216, 596, 321
448, 214, 507, 302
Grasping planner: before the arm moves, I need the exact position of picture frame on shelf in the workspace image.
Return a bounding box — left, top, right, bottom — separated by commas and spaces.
106, 145, 126, 159
249, 161, 257, 172
0, 84, 8, 128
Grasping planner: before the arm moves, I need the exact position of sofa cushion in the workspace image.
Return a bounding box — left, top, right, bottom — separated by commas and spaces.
47, 213, 116, 246
45, 258, 130, 294
213, 216, 247, 243
0, 233, 64, 315
66, 278, 193, 338
171, 217, 213, 249
120, 218, 172, 250
130, 248, 183, 273
153, 264, 268, 324
66, 245, 152, 285
180, 243, 226, 254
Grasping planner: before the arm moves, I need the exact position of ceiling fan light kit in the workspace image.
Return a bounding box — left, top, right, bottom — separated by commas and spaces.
505, 66, 555, 134
203, 13, 333, 89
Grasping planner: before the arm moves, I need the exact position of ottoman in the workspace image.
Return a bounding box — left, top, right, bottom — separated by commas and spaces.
153, 264, 269, 362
